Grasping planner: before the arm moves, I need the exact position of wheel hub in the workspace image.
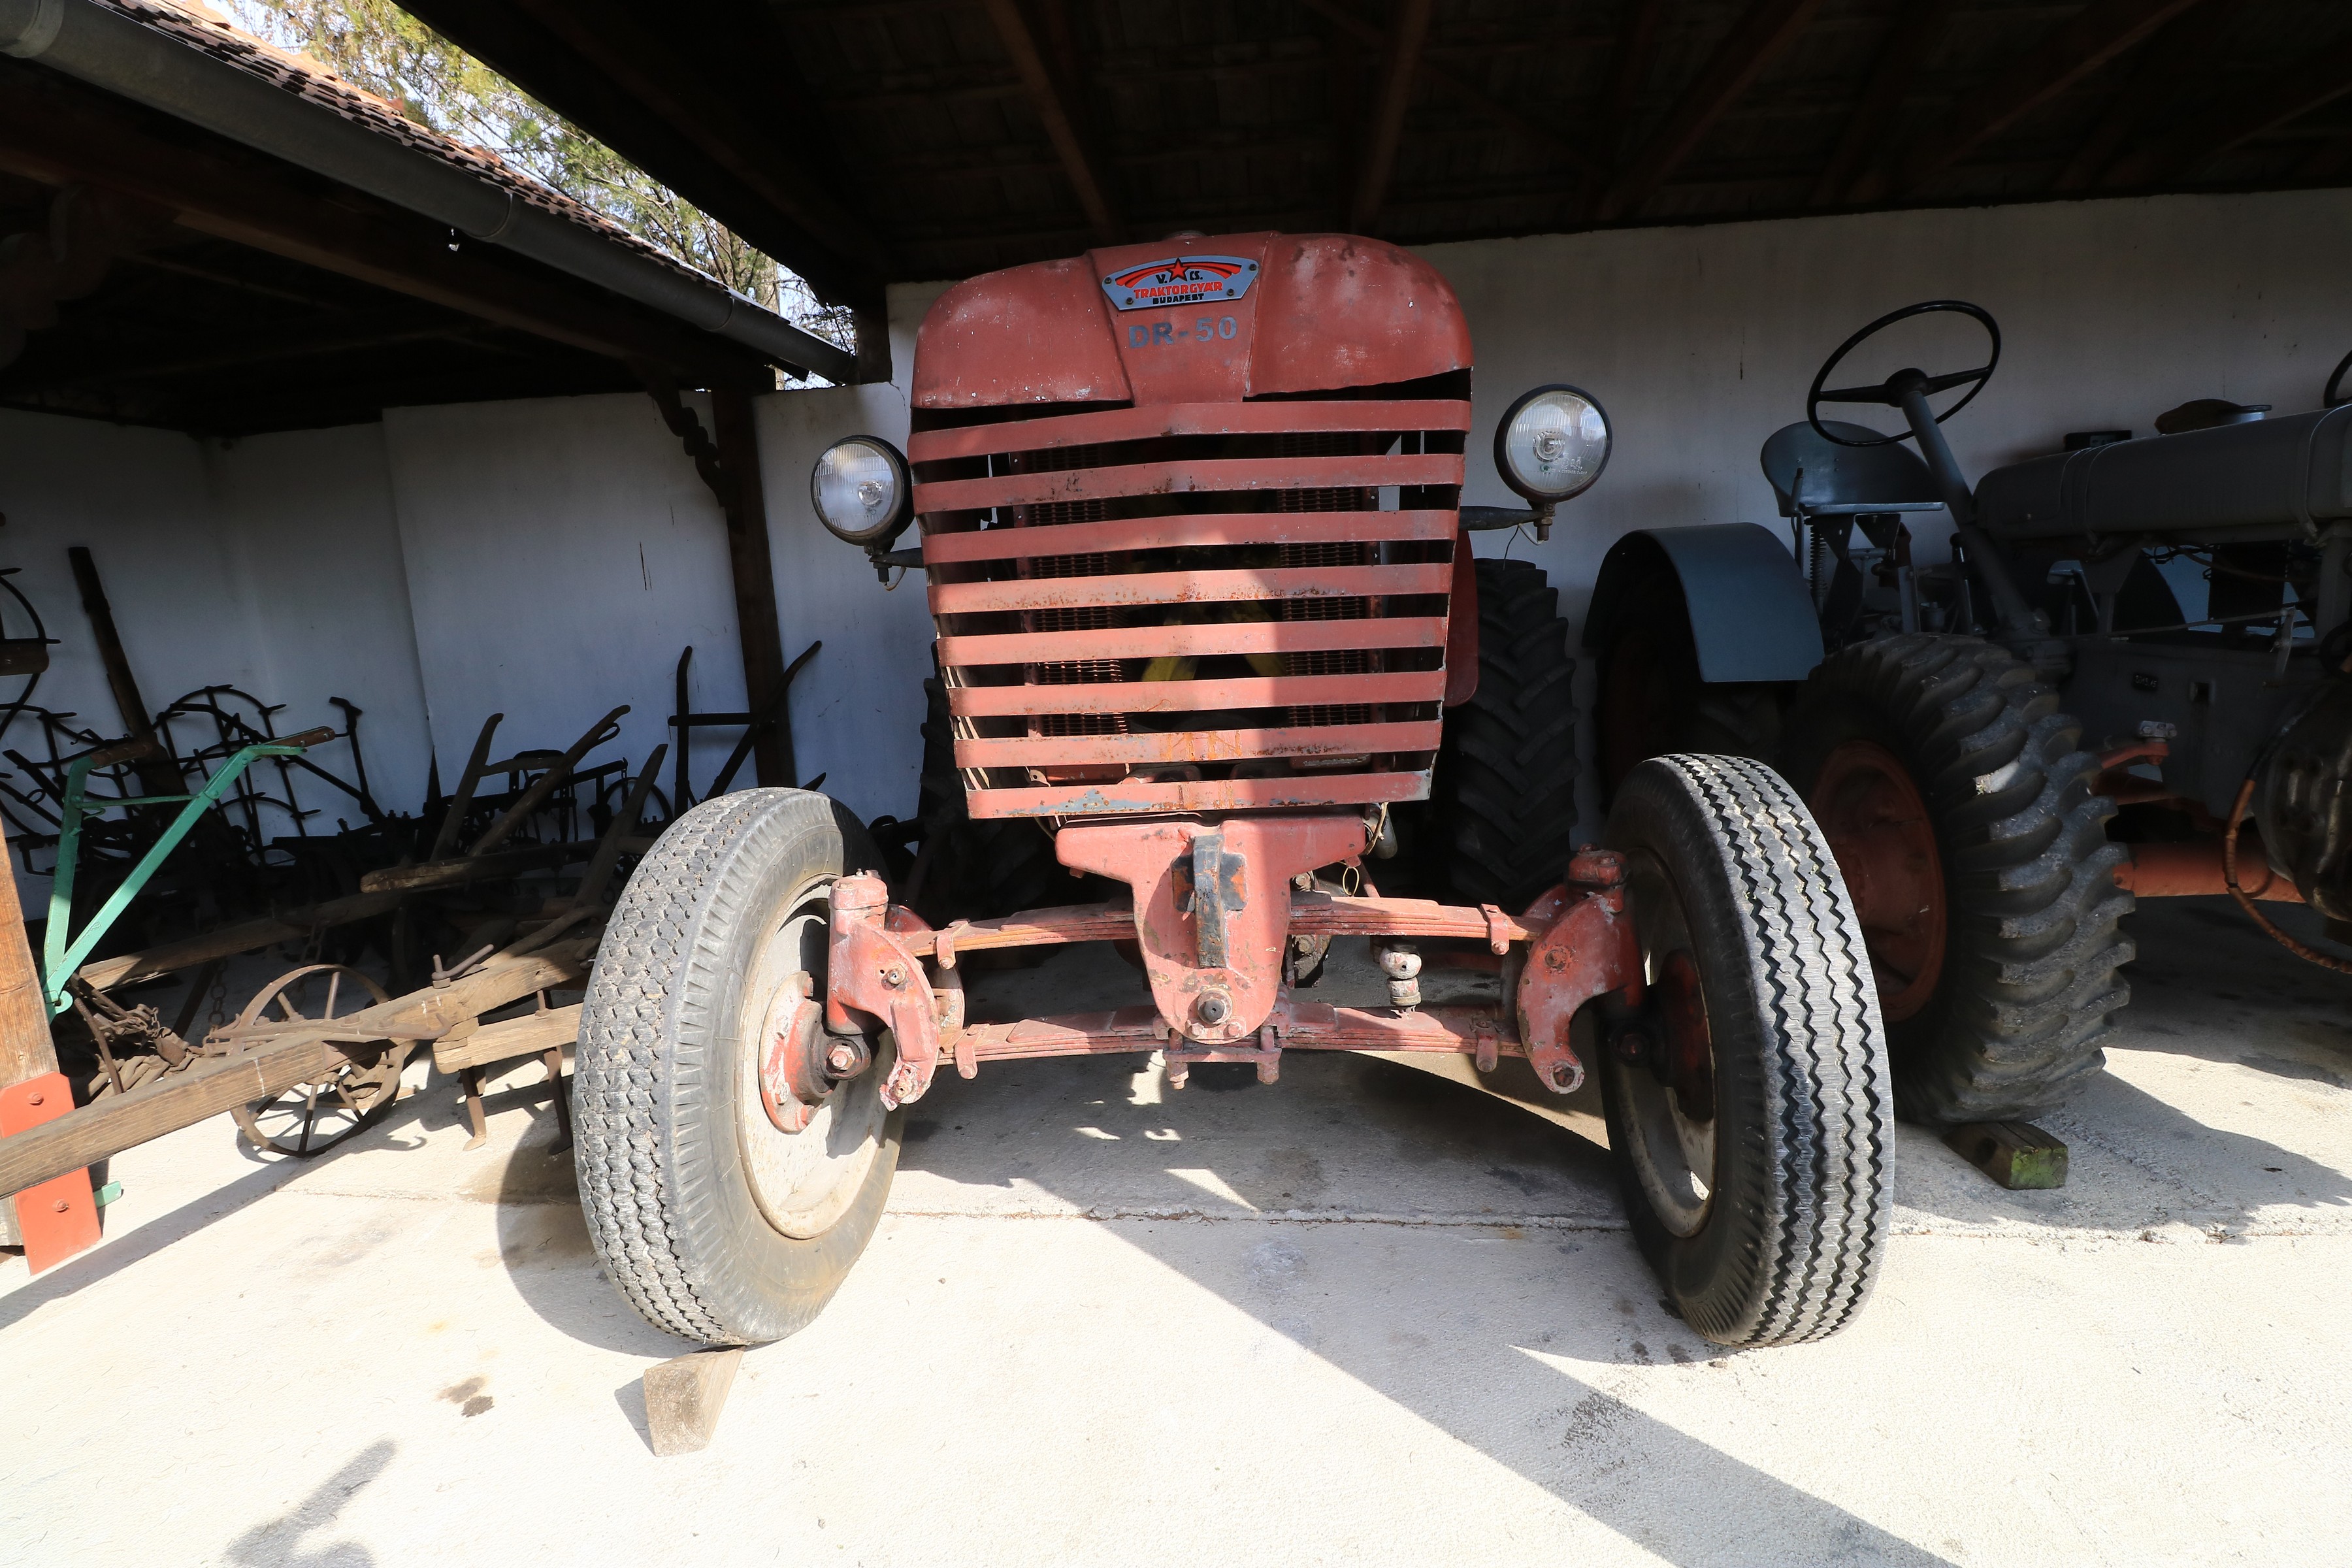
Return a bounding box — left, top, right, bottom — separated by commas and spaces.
1811, 739, 1946, 1021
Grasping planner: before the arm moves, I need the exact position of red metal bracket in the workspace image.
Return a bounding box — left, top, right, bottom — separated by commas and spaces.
1, 1072, 100, 1274
1512, 849, 1641, 1095
1057, 813, 1370, 1045
825, 874, 944, 1108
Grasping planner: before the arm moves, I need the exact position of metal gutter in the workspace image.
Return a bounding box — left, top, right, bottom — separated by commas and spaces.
0, 0, 857, 385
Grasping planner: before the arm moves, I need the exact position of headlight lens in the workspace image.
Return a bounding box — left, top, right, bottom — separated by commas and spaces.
810, 435, 913, 546
1495, 385, 1611, 504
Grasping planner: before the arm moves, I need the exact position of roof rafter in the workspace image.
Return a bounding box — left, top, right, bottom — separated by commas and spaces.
1596, 0, 1830, 223
1808, 0, 1957, 208
1575, 0, 1668, 221
1294, 0, 1575, 165
1347, 0, 1435, 233
2099, 33, 2352, 189
1862, 0, 2203, 201
2051, 0, 2252, 191
980, 0, 1120, 245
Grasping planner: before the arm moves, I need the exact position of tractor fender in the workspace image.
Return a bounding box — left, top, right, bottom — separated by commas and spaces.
1584, 523, 1822, 683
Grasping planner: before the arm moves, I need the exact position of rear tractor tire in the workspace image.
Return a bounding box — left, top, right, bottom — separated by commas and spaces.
574, 789, 902, 1345
1421, 556, 1581, 912
1778, 634, 2131, 1125
1600, 754, 1891, 1346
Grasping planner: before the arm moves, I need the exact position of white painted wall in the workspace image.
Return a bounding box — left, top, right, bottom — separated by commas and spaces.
382, 393, 743, 815
1428, 188, 2352, 613
0, 410, 432, 906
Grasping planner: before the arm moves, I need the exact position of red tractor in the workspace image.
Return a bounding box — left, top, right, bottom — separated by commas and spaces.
572, 233, 1891, 1350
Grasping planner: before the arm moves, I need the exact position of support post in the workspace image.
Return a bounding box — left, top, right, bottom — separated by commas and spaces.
710, 387, 792, 789
0, 815, 56, 1247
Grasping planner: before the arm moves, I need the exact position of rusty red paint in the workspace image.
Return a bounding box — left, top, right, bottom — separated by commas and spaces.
907, 399, 1471, 463
1808, 739, 1946, 1022
928, 561, 1450, 617
955, 719, 1441, 770
2117, 840, 2302, 901
913, 232, 1468, 410
1655, 948, 1716, 1124
1513, 852, 1642, 1095
947, 670, 1448, 719
920, 507, 1455, 565
824, 873, 944, 1108
941, 1002, 1527, 1065
938, 613, 1445, 668
1056, 813, 1372, 1045
757, 971, 826, 1134
914, 451, 1462, 515
967, 772, 1428, 819
0, 1072, 100, 1274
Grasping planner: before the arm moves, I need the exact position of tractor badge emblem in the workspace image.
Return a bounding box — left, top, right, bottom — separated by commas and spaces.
1100, 255, 1258, 311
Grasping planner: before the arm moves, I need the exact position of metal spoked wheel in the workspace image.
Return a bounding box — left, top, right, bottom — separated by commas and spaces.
229, 964, 408, 1158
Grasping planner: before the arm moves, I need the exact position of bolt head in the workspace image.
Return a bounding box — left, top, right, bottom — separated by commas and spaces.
883, 965, 906, 989
1194, 992, 1230, 1025
826, 1043, 858, 1074
25, 1093, 42, 1107
51, 1198, 68, 1213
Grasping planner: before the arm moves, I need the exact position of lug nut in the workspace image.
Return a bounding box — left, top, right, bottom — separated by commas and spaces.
882, 965, 907, 989
825, 1037, 872, 1079
1194, 992, 1230, 1026
1612, 1028, 1651, 1067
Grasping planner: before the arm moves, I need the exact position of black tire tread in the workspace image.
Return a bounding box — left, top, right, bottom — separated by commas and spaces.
1616, 754, 1892, 1346
1786, 634, 2132, 1123
1426, 557, 1580, 910
575, 788, 887, 1345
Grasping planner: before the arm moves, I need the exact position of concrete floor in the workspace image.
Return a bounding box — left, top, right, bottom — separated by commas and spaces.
4, 896, 2351, 1567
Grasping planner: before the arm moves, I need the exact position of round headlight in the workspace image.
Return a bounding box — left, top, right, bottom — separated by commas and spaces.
1495, 385, 1611, 505
810, 435, 913, 547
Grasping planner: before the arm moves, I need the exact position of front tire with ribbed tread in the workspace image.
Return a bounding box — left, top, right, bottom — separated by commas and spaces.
1778, 634, 2132, 1124
1601, 753, 1891, 1346
575, 788, 901, 1346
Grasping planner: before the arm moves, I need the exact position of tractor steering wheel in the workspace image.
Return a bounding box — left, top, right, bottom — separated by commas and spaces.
1806, 300, 2002, 449
2325, 347, 2352, 410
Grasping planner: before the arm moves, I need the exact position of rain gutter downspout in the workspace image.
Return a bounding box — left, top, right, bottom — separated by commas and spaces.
0, 0, 857, 385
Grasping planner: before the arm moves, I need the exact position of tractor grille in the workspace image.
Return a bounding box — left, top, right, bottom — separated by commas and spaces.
909, 395, 1469, 818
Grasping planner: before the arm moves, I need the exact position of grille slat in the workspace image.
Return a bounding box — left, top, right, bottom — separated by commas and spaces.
916, 397, 1465, 819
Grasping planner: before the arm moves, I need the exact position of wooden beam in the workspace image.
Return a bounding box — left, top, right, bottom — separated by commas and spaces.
1597, 0, 1830, 223
1867, 0, 2203, 201
2098, 35, 2352, 189
1348, 0, 1437, 234
1296, 0, 1578, 166
2051, 0, 2251, 192
981, 0, 1120, 244
1808, 0, 1957, 208
1577, 0, 1669, 221
711, 386, 793, 789
0, 65, 772, 390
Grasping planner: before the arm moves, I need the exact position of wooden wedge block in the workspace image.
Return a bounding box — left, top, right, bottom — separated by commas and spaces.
1943, 1120, 2068, 1190
644, 1347, 745, 1457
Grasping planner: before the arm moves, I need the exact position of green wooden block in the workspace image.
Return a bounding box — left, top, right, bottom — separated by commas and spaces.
1943, 1120, 2067, 1190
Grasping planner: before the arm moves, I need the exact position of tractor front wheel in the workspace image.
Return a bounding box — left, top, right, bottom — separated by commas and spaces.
1600, 753, 1891, 1346
575, 789, 902, 1345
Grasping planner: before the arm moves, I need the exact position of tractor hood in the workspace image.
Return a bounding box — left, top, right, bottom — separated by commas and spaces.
912, 232, 1472, 409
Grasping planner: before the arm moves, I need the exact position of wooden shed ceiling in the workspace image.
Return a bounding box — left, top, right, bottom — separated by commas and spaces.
402, 0, 2352, 310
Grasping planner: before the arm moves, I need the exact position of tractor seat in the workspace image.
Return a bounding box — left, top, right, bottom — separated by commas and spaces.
1759, 420, 1945, 519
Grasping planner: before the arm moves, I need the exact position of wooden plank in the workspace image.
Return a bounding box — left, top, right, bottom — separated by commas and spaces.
1597, 0, 1831, 221
644, 1348, 745, 1457
1808, 0, 1958, 207
434, 1005, 583, 1074
1348, 0, 1435, 233
1872, 0, 2202, 199
981, 0, 1120, 243
1942, 1120, 2068, 1190
2050, 0, 2252, 192
356, 841, 581, 895
2098, 34, 2352, 189
76, 889, 405, 992
0, 814, 58, 1090
0, 1035, 338, 1199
